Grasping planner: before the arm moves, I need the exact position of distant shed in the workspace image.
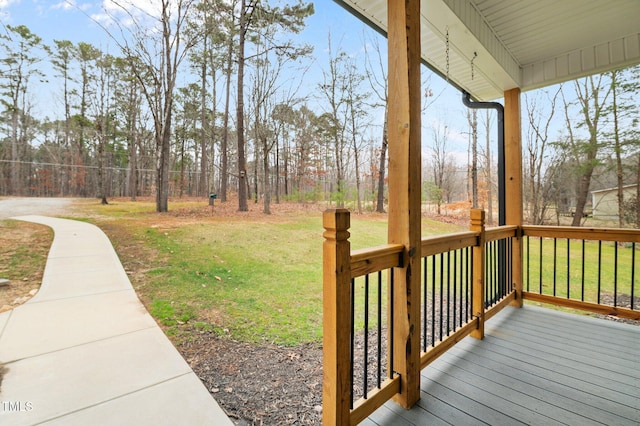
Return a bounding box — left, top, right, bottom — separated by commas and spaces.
591, 184, 638, 220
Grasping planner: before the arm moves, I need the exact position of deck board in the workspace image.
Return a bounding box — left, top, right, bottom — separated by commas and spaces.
367, 305, 640, 425
441, 344, 637, 423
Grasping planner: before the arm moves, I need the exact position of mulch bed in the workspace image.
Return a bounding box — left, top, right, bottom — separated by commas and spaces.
178, 331, 324, 425
176, 326, 394, 425
175, 296, 638, 426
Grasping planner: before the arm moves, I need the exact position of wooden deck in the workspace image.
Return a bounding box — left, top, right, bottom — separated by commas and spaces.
364, 305, 640, 426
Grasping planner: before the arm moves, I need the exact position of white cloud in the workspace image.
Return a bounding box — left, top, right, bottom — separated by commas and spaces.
51, 1, 73, 10
91, 0, 182, 31
0, 0, 20, 10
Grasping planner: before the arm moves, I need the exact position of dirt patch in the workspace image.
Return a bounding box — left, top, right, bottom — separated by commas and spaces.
0, 220, 52, 312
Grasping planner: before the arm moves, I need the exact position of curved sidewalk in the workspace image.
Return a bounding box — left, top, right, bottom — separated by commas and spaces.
0, 216, 232, 425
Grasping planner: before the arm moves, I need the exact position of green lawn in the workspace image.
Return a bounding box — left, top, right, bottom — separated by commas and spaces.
81, 200, 464, 346
523, 237, 637, 303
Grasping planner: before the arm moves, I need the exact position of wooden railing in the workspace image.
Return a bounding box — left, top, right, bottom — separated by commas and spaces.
323, 209, 518, 424
522, 226, 640, 320
323, 209, 402, 425
419, 212, 518, 369
323, 210, 639, 425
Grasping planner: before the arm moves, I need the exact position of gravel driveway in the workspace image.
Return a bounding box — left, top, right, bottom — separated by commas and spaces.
0, 197, 76, 219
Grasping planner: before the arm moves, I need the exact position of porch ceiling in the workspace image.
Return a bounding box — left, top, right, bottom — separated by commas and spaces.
334, 0, 640, 101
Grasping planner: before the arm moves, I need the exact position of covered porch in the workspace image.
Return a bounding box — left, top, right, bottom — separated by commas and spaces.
365, 305, 639, 426
323, 1, 640, 424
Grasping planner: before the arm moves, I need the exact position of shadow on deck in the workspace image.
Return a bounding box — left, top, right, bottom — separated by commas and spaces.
365, 305, 639, 426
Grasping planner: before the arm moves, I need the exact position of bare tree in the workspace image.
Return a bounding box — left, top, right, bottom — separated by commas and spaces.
49, 39, 76, 164
344, 58, 368, 214
607, 67, 640, 227
318, 35, 351, 207
0, 25, 44, 195
466, 109, 478, 207
524, 87, 560, 224
117, 58, 142, 200
482, 110, 494, 225
363, 33, 388, 213
235, 0, 313, 211
622, 66, 640, 227
236, 0, 253, 211
428, 123, 456, 215
101, 0, 198, 212
218, 0, 237, 203
93, 53, 116, 205
559, 76, 612, 225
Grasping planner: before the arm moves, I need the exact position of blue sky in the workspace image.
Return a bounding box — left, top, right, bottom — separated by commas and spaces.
0, 0, 487, 159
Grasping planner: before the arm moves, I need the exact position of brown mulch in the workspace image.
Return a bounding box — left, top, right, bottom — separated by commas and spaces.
175, 326, 393, 426
177, 331, 324, 425
593, 292, 640, 326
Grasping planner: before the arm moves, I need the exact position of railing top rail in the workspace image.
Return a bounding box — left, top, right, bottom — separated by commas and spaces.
485, 225, 518, 243
351, 243, 404, 261
421, 231, 478, 257
350, 243, 404, 278
523, 225, 640, 243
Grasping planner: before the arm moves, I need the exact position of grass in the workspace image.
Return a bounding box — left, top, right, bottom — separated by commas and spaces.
0, 220, 52, 276
77, 199, 465, 346
0, 220, 52, 309
523, 237, 638, 304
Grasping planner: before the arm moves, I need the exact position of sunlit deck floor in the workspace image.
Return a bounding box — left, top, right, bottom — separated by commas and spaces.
364, 305, 640, 426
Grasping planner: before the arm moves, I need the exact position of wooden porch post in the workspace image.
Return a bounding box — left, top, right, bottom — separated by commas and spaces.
322, 209, 351, 425
504, 88, 523, 308
387, 0, 422, 409
470, 209, 486, 339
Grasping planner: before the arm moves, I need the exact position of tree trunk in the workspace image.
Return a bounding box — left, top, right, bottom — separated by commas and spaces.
236, 0, 249, 211
611, 71, 624, 228
97, 132, 108, 205
253, 147, 258, 203
127, 82, 138, 201
11, 110, 19, 195
485, 110, 493, 225
263, 139, 271, 214
376, 111, 388, 213
221, 37, 233, 203
199, 37, 209, 198
470, 109, 478, 208
570, 76, 612, 225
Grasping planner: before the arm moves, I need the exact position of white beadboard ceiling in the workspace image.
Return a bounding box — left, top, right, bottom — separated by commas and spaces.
334, 0, 640, 101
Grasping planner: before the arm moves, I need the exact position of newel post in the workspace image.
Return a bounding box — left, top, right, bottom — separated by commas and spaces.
470, 209, 486, 339
322, 209, 351, 425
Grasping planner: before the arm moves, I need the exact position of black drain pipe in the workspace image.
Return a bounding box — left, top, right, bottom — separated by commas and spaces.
462, 91, 506, 304
461, 91, 505, 226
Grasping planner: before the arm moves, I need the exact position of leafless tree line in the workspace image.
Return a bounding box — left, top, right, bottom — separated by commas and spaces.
0, 1, 637, 225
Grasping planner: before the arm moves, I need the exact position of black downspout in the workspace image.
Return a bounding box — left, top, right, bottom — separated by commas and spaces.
461, 90, 505, 226
462, 90, 506, 304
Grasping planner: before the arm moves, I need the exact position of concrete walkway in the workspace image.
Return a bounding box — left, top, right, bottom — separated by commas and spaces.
0, 215, 233, 425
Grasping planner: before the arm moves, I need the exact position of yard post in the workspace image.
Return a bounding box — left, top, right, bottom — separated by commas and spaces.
322, 209, 351, 425
470, 209, 486, 339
